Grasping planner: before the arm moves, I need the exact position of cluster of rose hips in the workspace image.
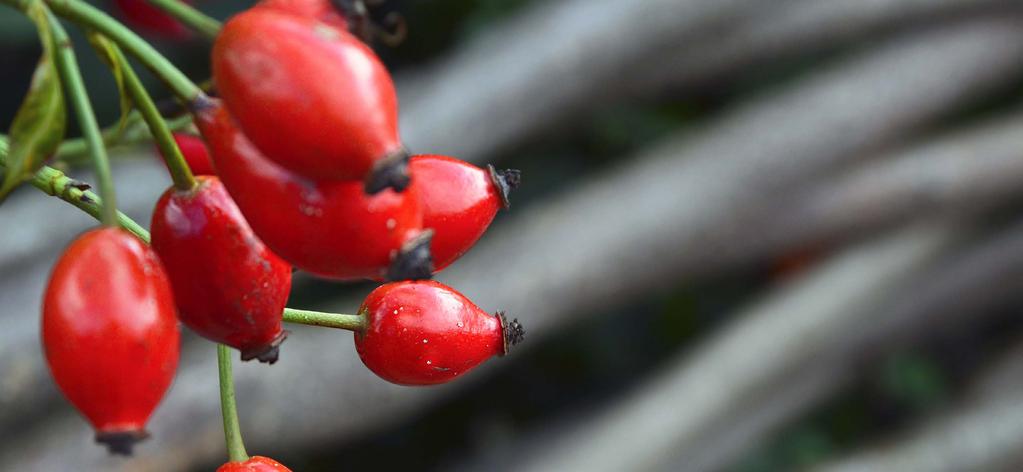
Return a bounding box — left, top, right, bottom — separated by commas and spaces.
39, 1, 523, 469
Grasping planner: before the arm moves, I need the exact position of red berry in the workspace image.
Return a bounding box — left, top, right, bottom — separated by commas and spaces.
160, 133, 215, 176
112, 0, 192, 39
410, 154, 519, 272
256, 0, 349, 31
217, 456, 292, 471
213, 8, 407, 191
355, 280, 524, 385
194, 98, 432, 281
42, 227, 180, 455
151, 176, 292, 363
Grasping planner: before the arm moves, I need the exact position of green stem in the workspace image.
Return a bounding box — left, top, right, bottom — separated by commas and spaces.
0, 137, 150, 241
40, 0, 203, 103
282, 308, 367, 332
110, 44, 196, 190
54, 113, 193, 162
144, 0, 220, 39
45, 7, 117, 226
217, 344, 249, 464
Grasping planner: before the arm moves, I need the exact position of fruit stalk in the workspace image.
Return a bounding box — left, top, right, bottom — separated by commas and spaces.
281, 308, 366, 332
43, 0, 204, 104
111, 43, 196, 190
217, 344, 249, 463
44, 5, 119, 226
0, 137, 151, 240
142, 0, 221, 39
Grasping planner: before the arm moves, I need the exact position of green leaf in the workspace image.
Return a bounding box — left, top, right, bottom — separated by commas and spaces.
0, 0, 67, 201
85, 32, 132, 137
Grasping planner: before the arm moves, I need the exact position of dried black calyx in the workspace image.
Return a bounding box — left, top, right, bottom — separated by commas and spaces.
365, 148, 410, 195
487, 165, 521, 209
240, 330, 289, 364
387, 230, 434, 281
96, 429, 149, 456
497, 311, 525, 355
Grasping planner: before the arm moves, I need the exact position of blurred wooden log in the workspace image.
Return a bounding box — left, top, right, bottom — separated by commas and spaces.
399, 0, 1013, 162
816, 321, 1023, 472
514, 216, 1023, 472
4, 14, 1023, 471
513, 223, 962, 472
635, 0, 1016, 96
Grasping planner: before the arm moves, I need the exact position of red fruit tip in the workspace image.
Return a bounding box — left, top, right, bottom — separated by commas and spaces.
95, 429, 149, 456
364, 148, 411, 194
386, 230, 435, 281
487, 165, 521, 209
239, 330, 290, 364
497, 311, 525, 355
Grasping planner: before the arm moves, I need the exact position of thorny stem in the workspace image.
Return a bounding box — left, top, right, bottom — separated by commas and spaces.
217, 344, 249, 463
143, 0, 221, 39
109, 44, 196, 190
44, 6, 118, 226
282, 308, 367, 332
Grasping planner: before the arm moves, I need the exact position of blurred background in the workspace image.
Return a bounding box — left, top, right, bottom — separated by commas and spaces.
3, 0, 1023, 470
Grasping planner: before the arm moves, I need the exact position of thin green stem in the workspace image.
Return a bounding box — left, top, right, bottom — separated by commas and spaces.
42, 0, 203, 103
282, 308, 367, 332
45, 7, 117, 226
110, 44, 196, 190
54, 113, 194, 162
218, 344, 249, 464
144, 0, 220, 39
0, 137, 150, 241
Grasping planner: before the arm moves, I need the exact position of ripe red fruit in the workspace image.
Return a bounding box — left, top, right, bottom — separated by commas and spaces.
355, 280, 524, 385
151, 176, 292, 363
112, 0, 191, 39
213, 8, 407, 192
410, 154, 519, 272
256, 0, 349, 31
193, 98, 432, 281
157, 133, 215, 176
42, 227, 179, 455
217, 456, 292, 471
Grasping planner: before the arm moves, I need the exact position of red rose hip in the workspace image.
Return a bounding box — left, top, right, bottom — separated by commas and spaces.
217, 456, 292, 471
194, 98, 432, 281
213, 8, 407, 192
151, 176, 293, 363
354, 280, 524, 385
157, 133, 215, 176
410, 154, 519, 272
42, 227, 180, 454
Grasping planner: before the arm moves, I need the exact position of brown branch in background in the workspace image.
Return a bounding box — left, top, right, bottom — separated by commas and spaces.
3, 14, 1023, 469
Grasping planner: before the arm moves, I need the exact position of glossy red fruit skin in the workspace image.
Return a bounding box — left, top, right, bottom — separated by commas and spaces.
411, 155, 517, 272
355, 280, 518, 386
166, 133, 216, 176
256, 0, 348, 31
113, 0, 191, 39
42, 227, 179, 454
217, 456, 292, 471
213, 8, 402, 184
151, 176, 292, 362
194, 99, 428, 281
